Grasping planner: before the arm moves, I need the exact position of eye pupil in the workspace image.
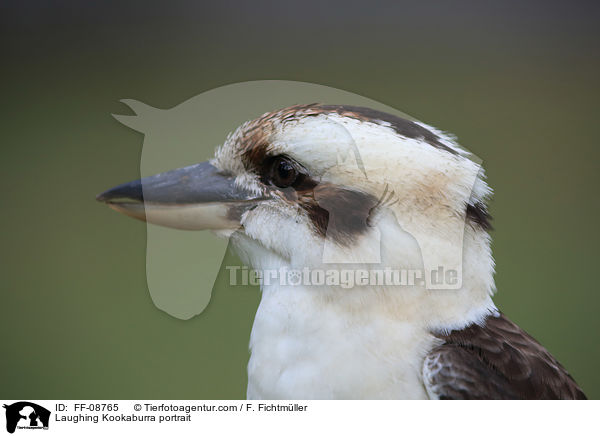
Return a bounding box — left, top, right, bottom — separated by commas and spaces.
278, 161, 292, 179
271, 158, 298, 188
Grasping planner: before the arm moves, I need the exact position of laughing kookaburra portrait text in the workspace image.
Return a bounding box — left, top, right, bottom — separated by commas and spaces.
97, 104, 586, 399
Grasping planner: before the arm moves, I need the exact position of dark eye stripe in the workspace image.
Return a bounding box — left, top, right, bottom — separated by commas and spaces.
253, 154, 378, 244
299, 184, 379, 243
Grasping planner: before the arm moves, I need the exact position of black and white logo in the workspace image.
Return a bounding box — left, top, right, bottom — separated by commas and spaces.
3, 402, 50, 434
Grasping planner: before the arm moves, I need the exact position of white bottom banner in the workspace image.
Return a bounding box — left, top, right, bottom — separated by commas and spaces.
0, 400, 595, 436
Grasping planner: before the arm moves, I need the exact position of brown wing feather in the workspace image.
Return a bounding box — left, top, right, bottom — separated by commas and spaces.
424, 313, 586, 399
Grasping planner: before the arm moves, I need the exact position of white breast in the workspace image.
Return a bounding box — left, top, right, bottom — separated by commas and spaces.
246, 283, 439, 399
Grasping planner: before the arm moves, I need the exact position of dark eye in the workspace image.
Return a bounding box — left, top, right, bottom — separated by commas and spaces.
270, 157, 299, 188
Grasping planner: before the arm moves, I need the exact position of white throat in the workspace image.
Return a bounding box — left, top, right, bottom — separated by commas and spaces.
231, 211, 497, 399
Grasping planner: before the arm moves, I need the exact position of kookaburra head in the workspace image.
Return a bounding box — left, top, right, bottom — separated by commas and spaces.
97, 104, 586, 400
98, 104, 495, 331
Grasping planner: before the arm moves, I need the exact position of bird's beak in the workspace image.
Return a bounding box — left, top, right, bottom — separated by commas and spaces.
96, 161, 264, 230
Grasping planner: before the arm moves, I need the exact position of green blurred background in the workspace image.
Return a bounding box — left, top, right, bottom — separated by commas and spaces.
1, 0, 599, 399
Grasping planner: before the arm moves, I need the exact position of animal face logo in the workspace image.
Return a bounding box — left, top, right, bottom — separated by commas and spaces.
3, 402, 50, 434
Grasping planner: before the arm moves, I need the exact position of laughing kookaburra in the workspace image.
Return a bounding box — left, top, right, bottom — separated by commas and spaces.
97, 104, 586, 399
